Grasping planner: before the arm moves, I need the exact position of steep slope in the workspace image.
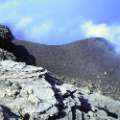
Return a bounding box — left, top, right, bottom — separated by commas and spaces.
13, 38, 120, 99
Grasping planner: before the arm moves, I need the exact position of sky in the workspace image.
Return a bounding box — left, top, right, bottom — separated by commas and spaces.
0, 0, 120, 46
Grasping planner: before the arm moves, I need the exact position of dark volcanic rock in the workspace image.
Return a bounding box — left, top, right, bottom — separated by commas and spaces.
13, 38, 120, 99
0, 25, 35, 65
0, 25, 13, 40
0, 25, 16, 61
0, 24, 14, 50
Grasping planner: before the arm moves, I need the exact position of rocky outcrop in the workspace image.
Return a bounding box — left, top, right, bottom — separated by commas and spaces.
0, 24, 14, 51
0, 48, 16, 61
0, 24, 13, 41
0, 60, 119, 120
0, 24, 35, 65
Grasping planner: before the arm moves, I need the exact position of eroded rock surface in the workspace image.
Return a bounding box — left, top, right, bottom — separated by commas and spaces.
0, 24, 13, 41
0, 48, 16, 61
0, 60, 119, 120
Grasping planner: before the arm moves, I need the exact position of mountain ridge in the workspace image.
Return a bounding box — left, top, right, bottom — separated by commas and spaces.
13, 37, 120, 99
0, 24, 120, 119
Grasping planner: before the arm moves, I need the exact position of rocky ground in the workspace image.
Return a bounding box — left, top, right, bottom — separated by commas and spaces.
0, 60, 120, 120
0, 24, 120, 120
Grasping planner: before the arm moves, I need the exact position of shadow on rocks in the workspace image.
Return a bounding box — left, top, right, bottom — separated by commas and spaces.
79, 96, 92, 113
12, 43, 36, 65
0, 105, 19, 120
45, 73, 66, 119
0, 40, 36, 65
0, 105, 30, 120
0, 24, 36, 65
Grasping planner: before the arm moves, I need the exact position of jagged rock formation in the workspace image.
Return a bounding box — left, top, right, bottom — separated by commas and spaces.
0, 48, 16, 61
0, 24, 13, 42
0, 25, 16, 60
0, 24, 35, 65
0, 60, 119, 120
0, 24, 14, 51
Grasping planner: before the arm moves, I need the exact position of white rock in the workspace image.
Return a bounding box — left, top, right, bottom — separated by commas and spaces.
0, 60, 119, 120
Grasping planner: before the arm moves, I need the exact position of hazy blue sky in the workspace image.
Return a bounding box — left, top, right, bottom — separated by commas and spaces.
0, 0, 120, 45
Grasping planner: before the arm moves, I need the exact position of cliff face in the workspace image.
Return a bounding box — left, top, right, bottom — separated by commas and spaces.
0, 60, 120, 120
0, 25, 120, 120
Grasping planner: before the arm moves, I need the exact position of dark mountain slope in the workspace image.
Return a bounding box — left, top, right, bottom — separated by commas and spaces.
13, 38, 120, 99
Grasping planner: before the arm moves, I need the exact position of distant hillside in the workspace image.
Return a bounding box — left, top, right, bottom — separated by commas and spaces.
13, 38, 120, 99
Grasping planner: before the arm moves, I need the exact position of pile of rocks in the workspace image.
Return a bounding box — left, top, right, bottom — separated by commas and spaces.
0, 60, 119, 120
